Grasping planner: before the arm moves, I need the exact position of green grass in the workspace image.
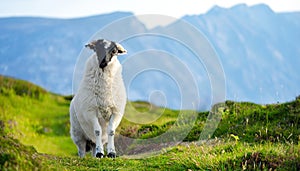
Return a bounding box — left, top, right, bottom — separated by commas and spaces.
120, 101, 196, 140
0, 75, 75, 156
0, 75, 299, 170
35, 141, 300, 170
183, 100, 300, 144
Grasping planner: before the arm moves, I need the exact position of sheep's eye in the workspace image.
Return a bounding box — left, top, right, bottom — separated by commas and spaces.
112, 49, 117, 54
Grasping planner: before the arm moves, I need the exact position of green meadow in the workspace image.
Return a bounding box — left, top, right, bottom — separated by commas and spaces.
0, 75, 299, 170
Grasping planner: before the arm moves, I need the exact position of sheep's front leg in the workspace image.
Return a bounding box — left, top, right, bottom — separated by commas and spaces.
92, 119, 104, 158
107, 112, 122, 158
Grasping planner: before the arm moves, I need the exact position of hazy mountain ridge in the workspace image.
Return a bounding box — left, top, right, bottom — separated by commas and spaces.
1, 4, 300, 109
0, 12, 139, 94
182, 4, 300, 103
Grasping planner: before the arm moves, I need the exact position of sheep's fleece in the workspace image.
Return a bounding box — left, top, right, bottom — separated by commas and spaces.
70, 39, 127, 158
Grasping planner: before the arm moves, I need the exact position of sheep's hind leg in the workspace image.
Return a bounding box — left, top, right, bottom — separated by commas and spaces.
75, 139, 86, 158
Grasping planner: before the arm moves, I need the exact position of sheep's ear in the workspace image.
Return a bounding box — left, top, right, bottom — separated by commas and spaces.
85, 41, 97, 50
116, 43, 127, 55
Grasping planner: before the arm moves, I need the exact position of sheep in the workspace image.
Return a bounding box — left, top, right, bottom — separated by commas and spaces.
70, 39, 127, 158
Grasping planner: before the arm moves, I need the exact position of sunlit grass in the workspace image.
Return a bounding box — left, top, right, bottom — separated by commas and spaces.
0, 79, 75, 156
1, 75, 299, 170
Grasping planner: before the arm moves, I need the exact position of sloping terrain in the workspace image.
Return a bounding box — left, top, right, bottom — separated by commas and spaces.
0, 75, 299, 170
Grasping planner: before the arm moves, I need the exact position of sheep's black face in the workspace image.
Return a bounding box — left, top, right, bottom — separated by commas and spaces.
85, 39, 127, 69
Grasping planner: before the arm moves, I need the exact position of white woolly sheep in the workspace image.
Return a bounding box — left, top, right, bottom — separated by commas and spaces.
70, 39, 127, 158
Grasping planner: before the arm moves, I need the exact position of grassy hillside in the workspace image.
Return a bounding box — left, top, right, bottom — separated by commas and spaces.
0, 75, 299, 170
0, 75, 75, 156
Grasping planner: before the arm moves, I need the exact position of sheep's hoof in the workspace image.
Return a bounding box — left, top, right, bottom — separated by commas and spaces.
96, 152, 104, 158
107, 152, 116, 158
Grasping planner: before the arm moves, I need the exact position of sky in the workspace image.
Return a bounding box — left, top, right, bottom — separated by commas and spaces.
1, 0, 300, 28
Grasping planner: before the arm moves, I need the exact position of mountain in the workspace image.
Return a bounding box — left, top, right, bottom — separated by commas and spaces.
1, 4, 300, 109
182, 4, 300, 104
0, 12, 145, 95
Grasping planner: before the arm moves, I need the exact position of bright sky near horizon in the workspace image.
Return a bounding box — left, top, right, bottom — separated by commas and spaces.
1, 0, 300, 18
1, 0, 299, 28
